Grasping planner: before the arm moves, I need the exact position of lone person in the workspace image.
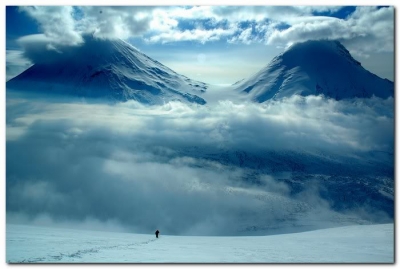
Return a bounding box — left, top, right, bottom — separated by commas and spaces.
155, 229, 160, 238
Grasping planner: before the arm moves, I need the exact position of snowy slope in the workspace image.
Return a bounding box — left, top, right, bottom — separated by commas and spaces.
6, 35, 208, 105
6, 223, 393, 263
235, 40, 394, 102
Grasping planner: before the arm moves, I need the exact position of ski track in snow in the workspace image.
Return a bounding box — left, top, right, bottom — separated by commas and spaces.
17, 238, 158, 263
7, 224, 393, 263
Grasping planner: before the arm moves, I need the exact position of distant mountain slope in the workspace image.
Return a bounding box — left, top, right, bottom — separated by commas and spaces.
7, 35, 208, 105
235, 40, 394, 102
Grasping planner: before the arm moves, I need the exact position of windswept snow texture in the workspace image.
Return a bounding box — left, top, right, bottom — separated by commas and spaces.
6, 224, 393, 263
7, 35, 207, 105
235, 40, 394, 102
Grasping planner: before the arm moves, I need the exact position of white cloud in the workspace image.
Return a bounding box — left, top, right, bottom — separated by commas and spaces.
6, 94, 394, 234
343, 6, 394, 53
145, 6, 394, 55
266, 17, 351, 45
6, 94, 393, 156
228, 27, 253, 44
149, 9, 179, 33
6, 50, 32, 81
166, 6, 216, 20
17, 6, 155, 50
298, 6, 339, 12
266, 6, 394, 55
19, 6, 83, 46
146, 27, 238, 44
77, 6, 155, 39
15, 6, 394, 56
211, 6, 304, 22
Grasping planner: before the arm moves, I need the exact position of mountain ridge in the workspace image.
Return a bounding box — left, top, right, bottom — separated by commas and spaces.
7, 35, 208, 105
7, 38, 394, 104
234, 40, 394, 102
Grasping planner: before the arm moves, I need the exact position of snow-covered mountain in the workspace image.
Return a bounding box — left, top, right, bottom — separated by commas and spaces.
6, 35, 208, 105
235, 40, 394, 102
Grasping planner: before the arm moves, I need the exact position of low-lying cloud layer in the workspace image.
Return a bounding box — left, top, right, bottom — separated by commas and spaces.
6, 94, 394, 235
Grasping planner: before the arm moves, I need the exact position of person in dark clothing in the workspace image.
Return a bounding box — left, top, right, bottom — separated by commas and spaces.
155, 230, 160, 238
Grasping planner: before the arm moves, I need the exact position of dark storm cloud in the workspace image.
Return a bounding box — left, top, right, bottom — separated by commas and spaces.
6, 95, 394, 235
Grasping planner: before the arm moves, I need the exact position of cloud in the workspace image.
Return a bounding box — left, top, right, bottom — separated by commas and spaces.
17, 6, 155, 53
153, 6, 393, 58
266, 17, 350, 45
16, 34, 85, 64
6, 50, 32, 81
228, 27, 253, 44
19, 6, 83, 46
15, 6, 394, 57
7, 212, 129, 233
77, 6, 155, 39
18, 6, 155, 43
343, 6, 394, 53
6, 93, 394, 235
266, 6, 394, 55
146, 27, 238, 44
142, 5, 393, 56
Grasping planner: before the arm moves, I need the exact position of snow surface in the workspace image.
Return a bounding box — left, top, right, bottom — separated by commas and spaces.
235, 40, 394, 102
6, 223, 393, 263
7, 35, 207, 105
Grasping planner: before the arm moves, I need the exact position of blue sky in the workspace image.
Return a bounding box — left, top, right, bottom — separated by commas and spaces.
6, 5, 395, 84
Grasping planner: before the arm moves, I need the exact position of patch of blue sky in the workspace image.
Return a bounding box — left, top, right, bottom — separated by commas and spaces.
130, 37, 231, 54
176, 19, 197, 31
232, 19, 275, 42
177, 18, 230, 31
72, 6, 84, 21
6, 6, 39, 36
312, 6, 356, 19
237, 20, 255, 29
6, 6, 40, 49
275, 22, 290, 31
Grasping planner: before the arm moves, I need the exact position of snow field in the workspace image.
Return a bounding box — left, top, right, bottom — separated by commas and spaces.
6, 223, 393, 263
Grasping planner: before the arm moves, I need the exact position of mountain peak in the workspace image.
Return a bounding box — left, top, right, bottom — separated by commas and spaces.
235, 39, 393, 102
283, 40, 361, 67
7, 37, 208, 105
